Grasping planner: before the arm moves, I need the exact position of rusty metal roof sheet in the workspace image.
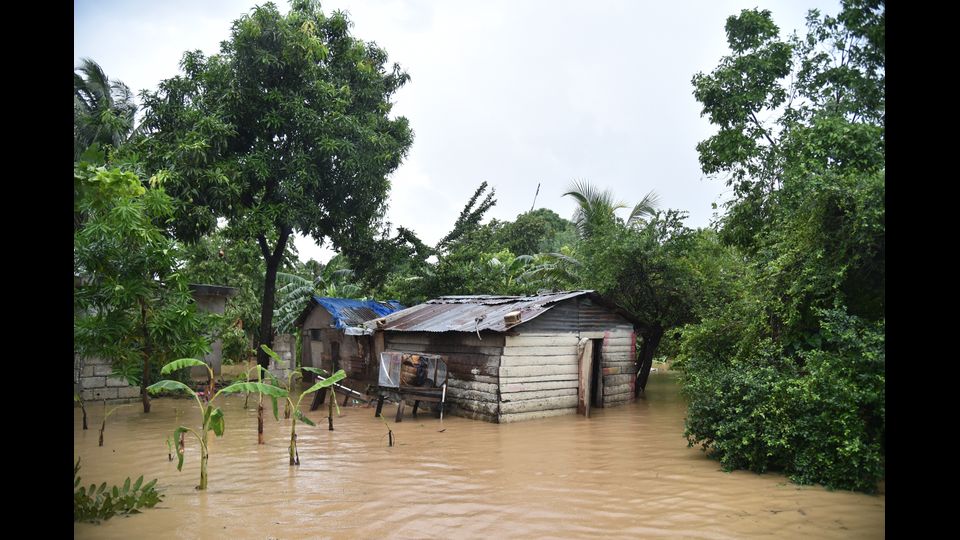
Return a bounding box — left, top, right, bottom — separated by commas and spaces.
363, 290, 597, 333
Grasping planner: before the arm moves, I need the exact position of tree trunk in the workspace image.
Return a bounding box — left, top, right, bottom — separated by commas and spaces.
139, 298, 153, 413
635, 326, 663, 396
256, 229, 291, 373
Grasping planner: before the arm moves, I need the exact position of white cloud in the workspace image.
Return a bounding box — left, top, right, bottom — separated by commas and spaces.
76, 0, 843, 261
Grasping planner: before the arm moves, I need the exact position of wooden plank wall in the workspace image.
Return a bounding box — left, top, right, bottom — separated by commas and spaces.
599, 327, 637, 406
498, 332, 580, 423
383, 331, 505, 423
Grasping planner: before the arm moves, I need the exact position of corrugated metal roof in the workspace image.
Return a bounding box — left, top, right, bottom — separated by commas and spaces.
302, 297, 404, 329
364, 290, 596, 333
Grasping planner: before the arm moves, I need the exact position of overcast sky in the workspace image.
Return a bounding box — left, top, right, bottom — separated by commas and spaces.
75, 0, 841, 263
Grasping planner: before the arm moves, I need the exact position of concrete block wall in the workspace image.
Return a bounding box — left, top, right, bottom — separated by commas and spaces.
74, 354, 141, 403
269, 334, 297, 380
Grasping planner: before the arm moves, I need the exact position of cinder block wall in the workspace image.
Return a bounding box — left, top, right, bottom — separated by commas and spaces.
74, 354, 141, 403
269, 334, 297, 381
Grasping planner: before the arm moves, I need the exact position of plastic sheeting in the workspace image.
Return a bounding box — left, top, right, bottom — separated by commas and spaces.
378, 352, 447, 389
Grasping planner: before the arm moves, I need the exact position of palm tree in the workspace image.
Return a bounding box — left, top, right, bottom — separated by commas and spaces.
74, 58, 137, 159
518, 250, 582, 290
563, 180, 660, 238
272, 256, 363, 334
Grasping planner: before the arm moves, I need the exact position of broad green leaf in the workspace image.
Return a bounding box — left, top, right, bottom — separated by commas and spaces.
123, 477, 130, 494
160, 358, 208, 375
302, 369, 347, 395
142, 479, 157, 492
209, 407, 225, 437
301, 366, 329, 376
260, 344, 281, 362
218, 381, 289, 398
147, 380, 196, 397
296, 409, 316, 427
271, 396, 279, 421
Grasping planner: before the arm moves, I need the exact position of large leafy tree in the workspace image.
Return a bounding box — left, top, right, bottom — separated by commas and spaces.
681, 0, 884, 491
138, 0, 413, 372
176, 226, 301, 353
579, 209, 739, 395
74, 149, 211, 413
493, 208, 577, 256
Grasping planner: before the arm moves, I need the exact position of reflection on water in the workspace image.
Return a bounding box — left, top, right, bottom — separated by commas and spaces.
74, 372, 883, 539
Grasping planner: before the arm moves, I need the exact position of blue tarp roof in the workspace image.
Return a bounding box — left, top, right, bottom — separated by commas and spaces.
308, 296, 404, 329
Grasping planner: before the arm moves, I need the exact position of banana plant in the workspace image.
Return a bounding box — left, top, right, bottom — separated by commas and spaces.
147, 358, 288, 490
239, 362, 282, 444
261, 345, 345, 466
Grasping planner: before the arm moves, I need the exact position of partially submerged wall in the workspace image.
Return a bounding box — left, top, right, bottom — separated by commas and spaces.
74, 354, 141, 403
384, 331, 504, 422
498, 333, 579, 423
269, 334, 297, 381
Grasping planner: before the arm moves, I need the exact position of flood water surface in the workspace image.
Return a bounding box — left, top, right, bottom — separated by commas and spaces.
74, 372, 883, 538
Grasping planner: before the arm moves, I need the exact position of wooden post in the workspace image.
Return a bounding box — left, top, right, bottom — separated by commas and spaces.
395, 398, 405, 422
311, 387, 327, 411
375, 394, 385, 417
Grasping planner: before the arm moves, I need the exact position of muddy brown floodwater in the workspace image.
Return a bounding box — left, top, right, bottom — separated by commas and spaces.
74, 372, 883, 539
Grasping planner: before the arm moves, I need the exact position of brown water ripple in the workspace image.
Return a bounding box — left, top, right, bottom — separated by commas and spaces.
75, 373, 883, 539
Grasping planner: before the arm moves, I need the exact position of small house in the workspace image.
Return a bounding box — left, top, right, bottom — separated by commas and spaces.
295, 296, 403, 387
365, 291, 639, 423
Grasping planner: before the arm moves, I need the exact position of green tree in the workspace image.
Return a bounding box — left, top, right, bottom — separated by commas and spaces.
138, 0, 413, 373
74, 150, 211, 413
580, 210, 737, 394
494, 208, 578, 256
681, 0, 884, 491
435, 181, 497, 253
177, 226, 301, 348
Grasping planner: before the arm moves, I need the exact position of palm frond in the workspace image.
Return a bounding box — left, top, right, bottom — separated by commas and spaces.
627, 190, 661, 226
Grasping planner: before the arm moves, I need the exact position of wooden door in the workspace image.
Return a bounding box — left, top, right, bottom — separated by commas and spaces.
577, 337, 592, 416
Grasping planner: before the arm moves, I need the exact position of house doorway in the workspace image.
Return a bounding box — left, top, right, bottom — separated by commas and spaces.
578, 337, 605, 417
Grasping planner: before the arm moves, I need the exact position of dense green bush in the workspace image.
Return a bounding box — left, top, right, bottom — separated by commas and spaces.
680, 306, 884, 492
681, 1, 884, 493
74, 459, 163, 523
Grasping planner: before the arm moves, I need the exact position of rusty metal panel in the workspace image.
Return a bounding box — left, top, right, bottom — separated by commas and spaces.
366, 291, 595, 333
512, 300, 580, 334
577, 297, 634, 331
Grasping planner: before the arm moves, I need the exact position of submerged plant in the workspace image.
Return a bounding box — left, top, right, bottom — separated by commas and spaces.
147, 358, 287, 490
261, 345, 345, 466
99, 402, 128, 447
74, 458, 163, 523
239, 362, 281, 444
75, 393, 89, 430
379, 415, 394, 447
